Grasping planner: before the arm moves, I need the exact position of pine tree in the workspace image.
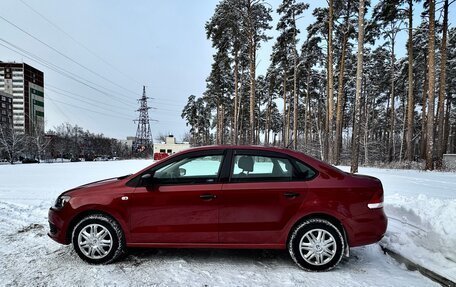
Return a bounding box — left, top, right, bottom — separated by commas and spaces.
373, 0, 406, 162
435, 0, 449, 169
425, 0, 436, 170
334, 0, 358, 164
351, 0, 365, 173
276, 0, 309, 149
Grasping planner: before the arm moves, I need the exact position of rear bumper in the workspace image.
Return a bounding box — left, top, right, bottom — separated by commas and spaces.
48, 208, 70, 245
345, 209, 388, 247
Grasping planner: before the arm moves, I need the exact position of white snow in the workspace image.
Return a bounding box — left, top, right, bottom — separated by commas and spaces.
0, 160, 451, 286
339, 166, 456, 283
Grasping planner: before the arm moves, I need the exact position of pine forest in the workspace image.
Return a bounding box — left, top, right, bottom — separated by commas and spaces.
181, 0, 456, 171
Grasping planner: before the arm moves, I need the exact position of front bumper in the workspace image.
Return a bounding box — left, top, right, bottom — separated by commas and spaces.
48, 208, 70, 245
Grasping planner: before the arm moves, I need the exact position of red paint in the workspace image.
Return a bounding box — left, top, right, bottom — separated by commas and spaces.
48, 145, 387, 252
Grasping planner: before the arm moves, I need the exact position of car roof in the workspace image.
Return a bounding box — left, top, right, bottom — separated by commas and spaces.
179, 145, 317, 163
182, 145, 295, 154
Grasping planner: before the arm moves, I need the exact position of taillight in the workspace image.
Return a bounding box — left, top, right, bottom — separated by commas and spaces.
367, 188, 384, 209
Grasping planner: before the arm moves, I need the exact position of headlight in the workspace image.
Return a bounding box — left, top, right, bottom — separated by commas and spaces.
54, 195, 71, 209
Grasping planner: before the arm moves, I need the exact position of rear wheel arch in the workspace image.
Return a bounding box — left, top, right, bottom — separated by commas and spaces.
287, 213, 348, 247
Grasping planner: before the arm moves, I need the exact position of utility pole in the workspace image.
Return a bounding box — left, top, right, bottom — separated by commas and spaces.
133, 86, 154, 155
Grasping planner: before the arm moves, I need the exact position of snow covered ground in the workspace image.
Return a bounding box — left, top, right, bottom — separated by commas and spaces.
0, 160, 452, 286
339, 166, 456, 283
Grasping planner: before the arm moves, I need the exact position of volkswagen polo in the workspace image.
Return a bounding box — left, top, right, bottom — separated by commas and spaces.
48, 145, 387, 271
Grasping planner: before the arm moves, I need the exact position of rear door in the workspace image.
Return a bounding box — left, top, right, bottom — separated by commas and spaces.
219, 150, 308, 244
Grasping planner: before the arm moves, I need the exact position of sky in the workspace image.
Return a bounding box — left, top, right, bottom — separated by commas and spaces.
1, 0, 453, 141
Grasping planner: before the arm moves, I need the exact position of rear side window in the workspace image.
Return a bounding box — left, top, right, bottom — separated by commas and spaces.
294, 160, 317, 180
231, 155, 295, 183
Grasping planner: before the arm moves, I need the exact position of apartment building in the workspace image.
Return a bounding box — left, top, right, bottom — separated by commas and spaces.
0, 62, 44, 133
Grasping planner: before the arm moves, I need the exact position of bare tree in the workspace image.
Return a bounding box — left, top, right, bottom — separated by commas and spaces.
29, 121, 51, 161
0, 124, 26, 164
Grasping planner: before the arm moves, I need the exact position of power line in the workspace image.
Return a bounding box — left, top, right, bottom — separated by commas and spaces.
45, 87, 136, 119
18, 0, 143, 87
46, 96, 71, 123
46, 95, 134, 121
46, 84, 136, 113
0, 39, 137, 108
0, 39, 185, 111
0, 14, 141, 99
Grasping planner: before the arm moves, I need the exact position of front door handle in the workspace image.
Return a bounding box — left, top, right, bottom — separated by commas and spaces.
200, 194, 217, 200
284, 192, 300, 199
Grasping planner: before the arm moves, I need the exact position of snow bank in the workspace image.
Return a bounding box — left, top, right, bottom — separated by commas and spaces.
339, 166, 456, 282
382, 194, 456, 281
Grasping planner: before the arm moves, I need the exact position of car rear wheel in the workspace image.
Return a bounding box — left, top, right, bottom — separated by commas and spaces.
72, 214, 125, 264
288, 218, 344, 271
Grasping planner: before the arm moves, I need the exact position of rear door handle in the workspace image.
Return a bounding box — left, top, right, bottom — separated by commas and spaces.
200, 194, 217, 200
284, 192, 300, 198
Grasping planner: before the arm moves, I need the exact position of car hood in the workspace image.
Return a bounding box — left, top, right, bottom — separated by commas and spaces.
62, 175, 130, 196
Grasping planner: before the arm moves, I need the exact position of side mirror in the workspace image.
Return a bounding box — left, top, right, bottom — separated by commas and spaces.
140, 173, 153, 186
179, 168, 186, 177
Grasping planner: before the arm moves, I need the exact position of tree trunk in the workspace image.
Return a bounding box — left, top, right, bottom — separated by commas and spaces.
265, 89, 271, 145
292, 11, 299, 150
435, 0, 448, 169
249, 42, 256, 145
221, 103, 226, 144
425, 0, 436, 170
420, 53, 428, 159
350, 0, 365, 174
399, 87, 407, 161
405, 0, 414, 161
335, 0, 351, 165
283, 74, 288, 147
233, 49, 239, 145
364, 88, 370, 165
247, 1, 256, 145
388, 36, 396, 162
325, 0, 335, 162
293, 51, 298, 150
287, 88, 292, 145
443, 98, 451, 154
305, 67, 311, 148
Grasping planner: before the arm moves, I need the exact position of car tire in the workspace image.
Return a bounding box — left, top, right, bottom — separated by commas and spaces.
72, 214, 125, 264
288, 218, 344, 272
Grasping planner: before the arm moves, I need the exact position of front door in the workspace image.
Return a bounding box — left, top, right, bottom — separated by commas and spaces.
129, 151, 225, 243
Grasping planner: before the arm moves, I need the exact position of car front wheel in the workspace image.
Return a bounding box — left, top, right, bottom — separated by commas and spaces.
288, 218, 344, 271
72, 214, 125, 264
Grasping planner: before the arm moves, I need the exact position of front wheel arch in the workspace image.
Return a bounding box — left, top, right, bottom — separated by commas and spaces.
66, 210, 124, 244
71, 213, 125, 264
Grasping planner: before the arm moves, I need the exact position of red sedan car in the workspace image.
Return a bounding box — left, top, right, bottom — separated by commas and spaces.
48, 146, 387, 271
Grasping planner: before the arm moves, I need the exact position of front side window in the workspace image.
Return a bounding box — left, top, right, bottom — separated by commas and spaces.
231, 155, 295, 183
153, 154, 223, 185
